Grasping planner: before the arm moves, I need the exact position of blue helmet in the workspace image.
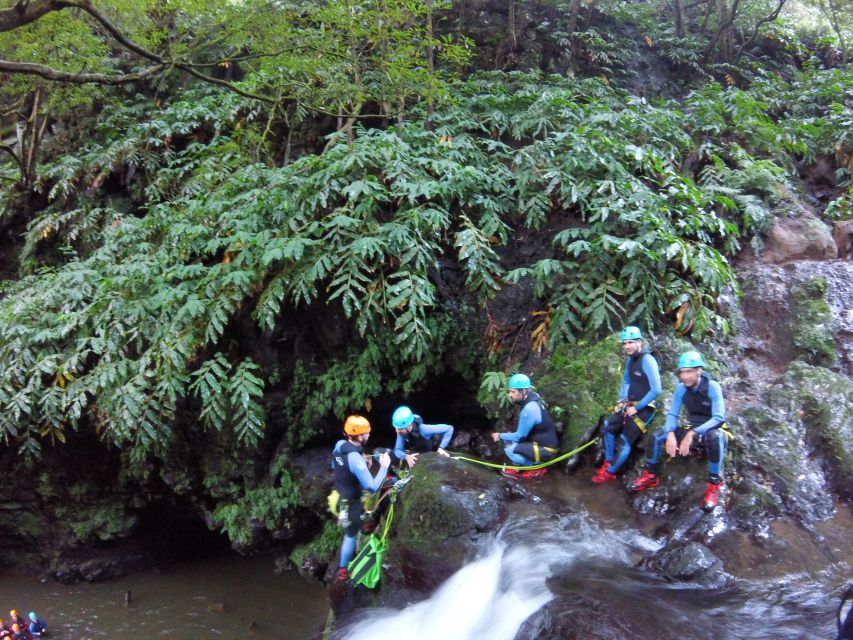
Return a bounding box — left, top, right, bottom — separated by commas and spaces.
619, 326, 643, 341
391, 406, 415, 430
677, 351, 705, 369
507, 373, 532, 390
28, 612, 37, 622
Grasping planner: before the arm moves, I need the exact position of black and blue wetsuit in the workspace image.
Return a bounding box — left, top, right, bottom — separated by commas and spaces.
500, 391, 559, 466
392, 414, 454, 464
645, 372, 727, 484
602, 348, 661, 474
332, 439, 389, 570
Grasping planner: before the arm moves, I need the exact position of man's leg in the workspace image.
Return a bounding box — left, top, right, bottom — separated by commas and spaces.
629, 427, 667, 491
702, 428, 726, 510
504, 442, 535, 466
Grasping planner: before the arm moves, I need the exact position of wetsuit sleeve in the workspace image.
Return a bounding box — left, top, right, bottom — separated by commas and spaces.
618, 359, 630, 401
347, 451, 387, 492
421, 423, 454, 449
664, 384, 686, 433
635, 355, 662, 409
392, 433, 407, 461
693, 380, 726, 435
500, 402, 541, 443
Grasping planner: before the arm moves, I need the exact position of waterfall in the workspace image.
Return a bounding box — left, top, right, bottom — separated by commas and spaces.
340, 543, 552, 640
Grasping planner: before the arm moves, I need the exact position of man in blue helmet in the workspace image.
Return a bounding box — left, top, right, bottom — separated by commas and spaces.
390, 406, 454, 468
592, 326, 662, 483
491, 373, 559, 479
629, 350, 728, 511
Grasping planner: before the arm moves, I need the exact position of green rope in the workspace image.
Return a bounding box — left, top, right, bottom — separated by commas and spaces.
448, 437, 599, 471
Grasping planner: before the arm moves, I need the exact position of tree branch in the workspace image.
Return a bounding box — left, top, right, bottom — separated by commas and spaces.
0, 59, 165, 84
0, 142, 25, 177
734, 0, 788, 61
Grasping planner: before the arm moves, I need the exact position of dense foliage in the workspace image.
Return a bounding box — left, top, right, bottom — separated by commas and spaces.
0, 0, 850, 545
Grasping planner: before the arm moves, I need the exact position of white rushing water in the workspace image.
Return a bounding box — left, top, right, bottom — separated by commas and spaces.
341, 543, 552, 640
339, 512, 663, 640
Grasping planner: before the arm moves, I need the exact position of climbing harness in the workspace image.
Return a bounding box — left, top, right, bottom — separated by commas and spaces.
347, 477, 410, 589
448, 437, 599, 472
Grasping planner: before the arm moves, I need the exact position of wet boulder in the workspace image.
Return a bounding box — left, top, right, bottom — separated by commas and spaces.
384, 454, 508, 592
647, 541, 727, 588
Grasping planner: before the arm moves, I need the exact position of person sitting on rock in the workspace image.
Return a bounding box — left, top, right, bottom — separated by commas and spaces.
629, 350, 728, 511
331, 415, 391, 581
390, 405, 453, 468
27, 613, 46, 638
592, 326, 661, 484
491, 373, 559, 480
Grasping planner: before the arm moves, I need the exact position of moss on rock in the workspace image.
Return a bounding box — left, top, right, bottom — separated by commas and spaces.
791, 277, 836, 366
536, 336, 624, 448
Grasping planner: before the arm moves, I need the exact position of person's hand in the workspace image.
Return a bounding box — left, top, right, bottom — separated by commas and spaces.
491, 432, 501, 443
665, 432, 678, 458
405, 452, 419, 467
436, 448, 449, 457
379, 451, 391, 467
678, 431, 694, 457
625, 405, 638, 417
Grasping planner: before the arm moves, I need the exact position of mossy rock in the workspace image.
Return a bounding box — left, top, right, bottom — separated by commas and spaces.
389, 455, 505, 575
536, 336, 625, 449
790, 277, 836, 366
781, 361, 853, 500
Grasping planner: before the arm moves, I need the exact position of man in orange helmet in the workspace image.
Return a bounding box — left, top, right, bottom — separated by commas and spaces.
332, 415, 391, 581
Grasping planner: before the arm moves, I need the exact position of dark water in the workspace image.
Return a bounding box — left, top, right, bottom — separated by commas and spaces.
2, 475, 849, 639
0, 555, 329, 639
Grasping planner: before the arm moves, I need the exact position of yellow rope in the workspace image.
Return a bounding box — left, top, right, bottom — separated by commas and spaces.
448, 437, 599, 471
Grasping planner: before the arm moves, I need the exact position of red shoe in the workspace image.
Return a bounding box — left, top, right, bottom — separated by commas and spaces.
500, 468, 520, 480
336, 567, 349, 582
629, 470, 660, 492
591, 462, 616, 484
702, 482, 723, 511
520, 468, 548, 480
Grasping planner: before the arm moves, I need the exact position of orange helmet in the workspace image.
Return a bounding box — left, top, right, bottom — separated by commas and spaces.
344, 415, 371, 436
9, 610, 16, 618
11, 623, 19, 632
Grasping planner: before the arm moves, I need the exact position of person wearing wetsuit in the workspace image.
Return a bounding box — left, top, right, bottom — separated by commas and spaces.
491, 373, 559, 479
592, 326, 661, 483
332, 415, 391, 581
27, 613, 46, 638
390, 405, 453, 468
629, 350, 728, 511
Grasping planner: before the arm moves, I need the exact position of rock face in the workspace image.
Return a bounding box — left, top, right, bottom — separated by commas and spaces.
762, 213, 837, 263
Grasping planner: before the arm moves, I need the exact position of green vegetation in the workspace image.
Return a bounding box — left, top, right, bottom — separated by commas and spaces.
0, 0, 850, 548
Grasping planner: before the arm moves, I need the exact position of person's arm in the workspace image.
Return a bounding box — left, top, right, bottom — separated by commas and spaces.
635, 355, 662, 409
693, 381, 726, 435
347, 451, 389, 492
420, 423, 454, 450
392, 433, 407, 462
618, 359, 630, 402
500, 402, 541, 443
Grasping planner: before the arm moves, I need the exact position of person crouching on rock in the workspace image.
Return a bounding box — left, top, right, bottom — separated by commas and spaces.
332, 415, 391, 582
629, 351, 729, 511
491, 373, 558, 480
27, 613, 46, 638
390, 405, 453, 468
592, 326, 661, 484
